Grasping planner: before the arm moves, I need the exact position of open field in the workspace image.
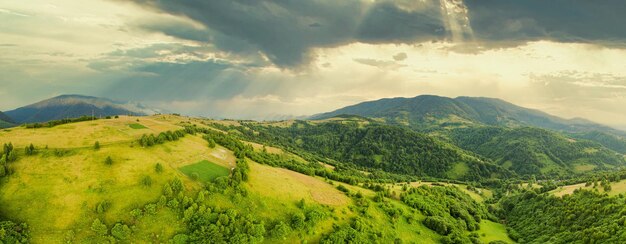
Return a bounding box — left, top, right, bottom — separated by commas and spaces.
477, 220, 515, 243
247, 161, 350, 207
551, 179, 626, 197
0, 115, 181, 149
179, 160, 230, 182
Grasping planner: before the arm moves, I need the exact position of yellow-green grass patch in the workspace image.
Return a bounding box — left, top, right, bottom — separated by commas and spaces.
574, 164, 596, 172
476, 220, 514, 243
0, 115, 180, 149
246, 161, 350, 207
0, 135, 215, 242
179, 160, 230, 182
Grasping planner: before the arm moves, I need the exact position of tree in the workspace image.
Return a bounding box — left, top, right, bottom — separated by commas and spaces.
111, 223, 131, 240
105, 156, 113, 166
155, 163, 164, 173
91, 219, 108, 236
141, 175, 152, 187
94, 141, 100, 150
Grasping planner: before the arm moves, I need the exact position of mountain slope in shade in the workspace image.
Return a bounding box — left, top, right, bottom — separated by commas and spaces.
0, 111, 15, 128
5, 95, 160, 123
312, 95, 625, 136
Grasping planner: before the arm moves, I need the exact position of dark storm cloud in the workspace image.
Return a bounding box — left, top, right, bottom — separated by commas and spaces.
123, 0, 626, 67
465, 0, 626, 47
124, 0, 446, 67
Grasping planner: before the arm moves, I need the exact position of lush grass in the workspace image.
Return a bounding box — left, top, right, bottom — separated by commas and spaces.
179, 160, 230, 182
0, 115, 182, 148
128, 123, 148, 129
0, 131, 214, 242
476, 220, 514, 243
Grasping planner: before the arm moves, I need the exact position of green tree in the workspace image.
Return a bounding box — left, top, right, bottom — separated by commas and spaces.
111, 223, 131, 240
105, 156, 113, 166
155, 163, 163, 173
90, 219, 108, 236
94, 141, 100, 150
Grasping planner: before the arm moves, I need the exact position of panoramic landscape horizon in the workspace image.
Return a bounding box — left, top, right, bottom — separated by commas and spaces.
2, 0, 626, 243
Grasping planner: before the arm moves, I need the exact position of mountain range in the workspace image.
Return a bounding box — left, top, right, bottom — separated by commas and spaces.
312, 95, 626, 136
3, 95, 160, 124
311, 95, 626, 177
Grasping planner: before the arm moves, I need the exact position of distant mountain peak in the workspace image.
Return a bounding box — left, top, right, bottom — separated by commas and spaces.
5, 94, 162, 124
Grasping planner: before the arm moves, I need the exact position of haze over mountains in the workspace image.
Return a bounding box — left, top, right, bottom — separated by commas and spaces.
4, 95, 161, 124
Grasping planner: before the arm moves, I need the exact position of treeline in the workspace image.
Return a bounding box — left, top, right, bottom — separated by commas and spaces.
0, 142, 30, 242
500, 189, 626, 243
138, 129, 187, 147
23, 116, 99, 128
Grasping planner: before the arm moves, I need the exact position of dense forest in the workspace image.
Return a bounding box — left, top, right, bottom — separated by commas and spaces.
500, 189, 626, 243
223, 121, 512, 181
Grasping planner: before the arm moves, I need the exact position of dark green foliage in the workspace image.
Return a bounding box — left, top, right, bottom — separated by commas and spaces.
170, 178, 185, 193
141, 175, 152, 187
207, 138, 216, 148
320, 219, 377, 243
90, 219, 108, 236
402, 185, 491, 242
111, 223, 131, 240
570, 130, 626, 154
248, 121, 511, 180
155, 163, 163, 173
96, 200, 111, 214
185, 208, 265, 243
23, 116, 97, 129
139, 129, 187, 147
450, 126, 625, 177
0, 220, 29, 243
501, 189, 626, 243
24, 143, 35, 155
269, 221, 291, 240
105, 156, 113, 166
94, 141, 100, 150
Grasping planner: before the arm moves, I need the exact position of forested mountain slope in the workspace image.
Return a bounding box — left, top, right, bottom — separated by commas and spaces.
226, 120, 513, 181
312, 95, 626, 136
448, 126, 626, 177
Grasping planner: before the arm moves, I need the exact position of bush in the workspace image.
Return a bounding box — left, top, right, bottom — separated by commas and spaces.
105, 156, 113, 166
111, 223, 131, 240
155, 163, 164, 173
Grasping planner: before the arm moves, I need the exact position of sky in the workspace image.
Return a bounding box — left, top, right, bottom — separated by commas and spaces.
1, 0, 626, 129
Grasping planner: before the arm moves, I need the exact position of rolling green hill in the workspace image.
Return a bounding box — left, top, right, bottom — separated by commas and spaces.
0, 115, 513, 243
449, 126, 625, 177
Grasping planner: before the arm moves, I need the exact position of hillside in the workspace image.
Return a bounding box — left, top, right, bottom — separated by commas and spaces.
312, 95, 626, 136
216, 120, 513, 181
0, 115, 512, 243
0, 111, 15, 128
4, 95, 159, 124
448, 126, 626, 177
